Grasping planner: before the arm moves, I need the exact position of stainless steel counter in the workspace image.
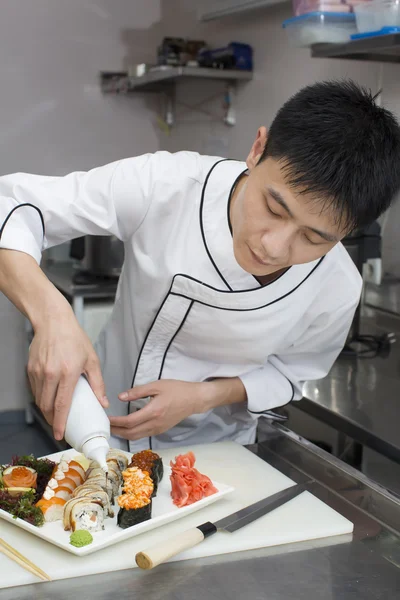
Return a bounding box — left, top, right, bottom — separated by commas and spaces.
302, 307, 400, 464
1, 423, 399, 600
365, 278, 400, 316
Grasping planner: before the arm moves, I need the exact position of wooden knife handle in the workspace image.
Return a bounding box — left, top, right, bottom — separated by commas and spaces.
135, 522, 217, 570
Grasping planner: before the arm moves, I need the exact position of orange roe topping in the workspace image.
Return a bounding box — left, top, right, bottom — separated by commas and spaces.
117, 494, 151, 510
121, 467, 153, 498
117, 467, 154, 510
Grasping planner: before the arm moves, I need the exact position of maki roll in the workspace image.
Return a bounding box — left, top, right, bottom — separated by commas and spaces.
129, 450, 164, 497
63, 497, 105, 532
106, 450, 129, 472
117, 467, 154, 529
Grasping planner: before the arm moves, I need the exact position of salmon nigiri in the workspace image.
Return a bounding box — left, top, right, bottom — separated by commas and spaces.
36, 497, 66, 522
54, 485, 73, 501
65, 468, 85, 487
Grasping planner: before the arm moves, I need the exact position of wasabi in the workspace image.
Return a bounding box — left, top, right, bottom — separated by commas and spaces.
69, 530, 93, 547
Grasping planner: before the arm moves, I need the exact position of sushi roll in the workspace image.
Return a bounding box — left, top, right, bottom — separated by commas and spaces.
104, 467, 120, 497
117, 495, 152, 529
70, 500, 105, 533
72, 483, 104, 497
74, 489, 114, 518
117, 467, 154, 529
129, 450, 163, 497
85, 470, 114, 502
63, 497, 105, 531
107, 450, 129, 472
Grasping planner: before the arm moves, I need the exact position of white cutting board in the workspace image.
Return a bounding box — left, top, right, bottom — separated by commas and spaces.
0, 441, 353, 589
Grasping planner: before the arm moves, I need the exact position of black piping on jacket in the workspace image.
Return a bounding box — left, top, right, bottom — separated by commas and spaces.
0, 203, 45, 241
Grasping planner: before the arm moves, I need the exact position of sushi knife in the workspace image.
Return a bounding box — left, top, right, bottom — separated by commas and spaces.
135, 482, 307, 570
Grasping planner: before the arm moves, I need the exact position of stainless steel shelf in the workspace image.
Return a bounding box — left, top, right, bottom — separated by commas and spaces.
100, 66, 253, 94
312, 33, 400, 63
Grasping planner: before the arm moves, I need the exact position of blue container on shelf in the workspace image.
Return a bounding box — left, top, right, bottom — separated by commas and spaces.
197, 42, 253, 71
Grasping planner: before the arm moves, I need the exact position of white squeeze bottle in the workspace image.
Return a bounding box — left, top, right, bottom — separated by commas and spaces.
64, 375, 110, 473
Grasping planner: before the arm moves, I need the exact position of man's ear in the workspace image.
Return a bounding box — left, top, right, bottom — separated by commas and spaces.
246, 127, 268, 170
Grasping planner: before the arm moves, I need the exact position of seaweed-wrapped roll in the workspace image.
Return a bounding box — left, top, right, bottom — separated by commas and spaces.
129, 450, 163, 497
117, 467, 154, 529
117, 494, 152, 529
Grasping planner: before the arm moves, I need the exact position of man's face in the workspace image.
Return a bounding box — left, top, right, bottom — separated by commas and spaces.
230, 129, 347, 277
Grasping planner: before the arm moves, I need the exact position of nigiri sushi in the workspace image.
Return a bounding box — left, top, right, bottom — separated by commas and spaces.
36, 497, 66, 522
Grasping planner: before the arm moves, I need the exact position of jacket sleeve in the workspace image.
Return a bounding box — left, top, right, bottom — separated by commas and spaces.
0, 154, 155, 264
239, 295, 359, 419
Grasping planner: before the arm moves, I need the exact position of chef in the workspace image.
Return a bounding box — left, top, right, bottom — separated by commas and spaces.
1, 80, 400, 452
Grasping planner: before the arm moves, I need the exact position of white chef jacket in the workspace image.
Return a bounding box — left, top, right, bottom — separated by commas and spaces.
0, 151, 362, 452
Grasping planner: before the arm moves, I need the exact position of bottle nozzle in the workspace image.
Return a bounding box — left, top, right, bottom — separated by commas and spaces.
82, 436, 109, 473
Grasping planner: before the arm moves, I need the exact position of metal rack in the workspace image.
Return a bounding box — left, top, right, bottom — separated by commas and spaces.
100, 66, 252, 92
311, 32, 400, 63
100, 66, 253, 127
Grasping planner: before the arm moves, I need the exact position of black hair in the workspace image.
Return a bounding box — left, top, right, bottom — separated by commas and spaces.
260, 80, 400, 232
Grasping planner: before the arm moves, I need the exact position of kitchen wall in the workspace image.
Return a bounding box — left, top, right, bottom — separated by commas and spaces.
0, 0, 162, 411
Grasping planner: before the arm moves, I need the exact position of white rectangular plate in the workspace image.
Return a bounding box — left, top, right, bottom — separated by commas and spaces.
0, 448, 234, 556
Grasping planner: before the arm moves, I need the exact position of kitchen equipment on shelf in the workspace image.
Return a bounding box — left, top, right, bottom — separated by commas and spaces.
197, 42, 253, 70
157, 38, 207, 67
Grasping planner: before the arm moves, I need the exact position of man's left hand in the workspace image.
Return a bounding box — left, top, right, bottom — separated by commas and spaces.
109, 379, 209, 441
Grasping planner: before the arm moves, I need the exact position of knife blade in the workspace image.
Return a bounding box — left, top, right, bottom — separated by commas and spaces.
135, 483, 307, 570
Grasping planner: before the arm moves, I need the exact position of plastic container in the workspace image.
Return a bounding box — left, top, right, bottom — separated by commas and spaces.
351, 25, 400, 38
64, 376, 111, 472
283, 12, 357, 47
292, 0, 373, 17
354, 0, 400, 33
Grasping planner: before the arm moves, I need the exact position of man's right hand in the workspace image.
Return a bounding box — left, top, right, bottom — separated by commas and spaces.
28, 312, 108, 440
0, 249, 108, 442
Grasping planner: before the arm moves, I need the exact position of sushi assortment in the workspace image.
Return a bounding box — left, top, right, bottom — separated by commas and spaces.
1, 448, 219, 545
